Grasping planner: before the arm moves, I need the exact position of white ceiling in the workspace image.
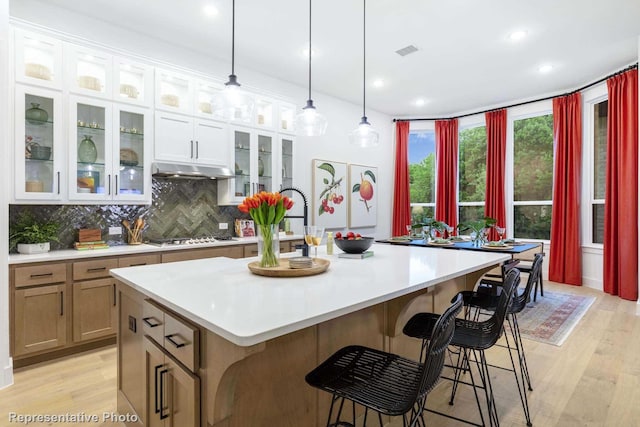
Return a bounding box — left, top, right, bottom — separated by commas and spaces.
11, 0, 640, 117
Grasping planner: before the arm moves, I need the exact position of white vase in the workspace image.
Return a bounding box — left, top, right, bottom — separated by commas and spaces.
17, 242, 50, 254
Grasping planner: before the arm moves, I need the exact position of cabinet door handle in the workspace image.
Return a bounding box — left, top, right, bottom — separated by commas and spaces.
112, 284, 116, 306
30, 272, 53, 278
154, 364, 162, 414
142, 317, 161, 328
87, 267, 107, 272
165, 334, 186, 348
115, 175, 118, 196
56, 171, 60, 194
107, 174, 112, 195
190, 140, 194, 158
130, 263, 147, 266
60, 290, 64, 316
159, 368, 169, 420
195, 140, 199, 159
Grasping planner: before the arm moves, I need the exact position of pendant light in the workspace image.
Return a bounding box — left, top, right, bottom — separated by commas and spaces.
294, 0, 327, 136
219, 0, 254, 121
349, 0, 379, 147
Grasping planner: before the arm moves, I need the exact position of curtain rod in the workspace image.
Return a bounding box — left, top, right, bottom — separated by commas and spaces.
393, 62, 639, 122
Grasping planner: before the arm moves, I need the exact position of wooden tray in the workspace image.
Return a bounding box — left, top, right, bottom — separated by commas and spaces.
248, 258, 330, 277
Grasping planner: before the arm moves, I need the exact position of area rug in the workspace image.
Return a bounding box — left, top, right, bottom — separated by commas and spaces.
516, 290, 596, 346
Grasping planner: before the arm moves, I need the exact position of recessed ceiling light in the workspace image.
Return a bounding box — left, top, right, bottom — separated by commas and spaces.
509, 30, 527, 42
203, 4, 219, 17
538, 64, 553, 73
414, 99, 426, 107
372, 79, 384, 88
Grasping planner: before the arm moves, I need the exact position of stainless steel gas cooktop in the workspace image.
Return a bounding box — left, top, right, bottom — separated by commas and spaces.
147, 235, 237, 247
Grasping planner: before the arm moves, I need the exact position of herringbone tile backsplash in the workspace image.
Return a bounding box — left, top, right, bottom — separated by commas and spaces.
9, 178, 248, 252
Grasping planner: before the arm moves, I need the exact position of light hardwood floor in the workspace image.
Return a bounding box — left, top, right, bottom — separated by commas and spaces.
0, 281, 639, 427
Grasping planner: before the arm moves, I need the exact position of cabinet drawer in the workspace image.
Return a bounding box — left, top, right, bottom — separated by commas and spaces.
142, 299, 164, 345
118, 254, 161, 268
14, 263, 67, 288
161, 246, 243, 263
164, 312, 199, 372
243, 244, 259, 258
73, 258, 119, 281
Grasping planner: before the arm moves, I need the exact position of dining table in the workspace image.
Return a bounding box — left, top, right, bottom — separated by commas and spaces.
376, 237, 541, 258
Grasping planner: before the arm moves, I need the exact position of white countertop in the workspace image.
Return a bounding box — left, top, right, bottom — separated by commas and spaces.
110, 243, 510, 347
8, 234, 304, 264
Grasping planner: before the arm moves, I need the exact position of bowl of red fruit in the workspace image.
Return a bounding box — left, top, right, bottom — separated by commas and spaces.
334, 231, 374, 254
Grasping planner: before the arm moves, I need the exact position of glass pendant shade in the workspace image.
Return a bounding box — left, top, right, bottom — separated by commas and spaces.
349, 116, 379, 147
217, 74, 255, 121
295, 100, 328, 136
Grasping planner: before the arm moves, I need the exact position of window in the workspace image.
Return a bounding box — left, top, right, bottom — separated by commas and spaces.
458, 125, 486, 225
592, 100, 607, 244
408, 129, 435, 223
512, 114, 554, 239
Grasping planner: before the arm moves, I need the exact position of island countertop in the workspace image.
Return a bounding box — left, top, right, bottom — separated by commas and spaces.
110, 243, 509, 347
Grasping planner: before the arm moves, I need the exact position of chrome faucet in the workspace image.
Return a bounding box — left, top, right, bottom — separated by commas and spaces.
279, 186, 309, 257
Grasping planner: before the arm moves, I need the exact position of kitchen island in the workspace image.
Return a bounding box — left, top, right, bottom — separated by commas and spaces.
111, 243, 510, 427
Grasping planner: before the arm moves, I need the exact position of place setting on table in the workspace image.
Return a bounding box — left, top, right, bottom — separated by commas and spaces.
379, 218, 541, 255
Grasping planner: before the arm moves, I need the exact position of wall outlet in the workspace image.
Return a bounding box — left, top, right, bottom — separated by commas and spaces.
108, 226, 122, 236
219, 223, 228, 230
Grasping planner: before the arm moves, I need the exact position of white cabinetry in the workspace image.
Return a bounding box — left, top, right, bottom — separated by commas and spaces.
219, 126, 288, 204
69, 96, 151, 202
154, 111, 229, 168
14, 28, 63, 90
15, 85, 64, 200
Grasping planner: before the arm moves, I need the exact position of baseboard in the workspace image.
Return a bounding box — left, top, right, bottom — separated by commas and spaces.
582, 277, 603, 291
0, 357, 14, 390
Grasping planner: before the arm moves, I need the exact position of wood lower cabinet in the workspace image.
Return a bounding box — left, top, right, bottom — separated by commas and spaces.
73, 278, 117, 342
13, 284, 67, 357
144, 337, 200, 427
161, 246, 243, 263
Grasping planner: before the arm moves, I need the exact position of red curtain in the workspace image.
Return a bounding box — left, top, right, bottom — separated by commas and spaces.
392, 121, 411, 236
484, 109, 507, 241
604, 69, 638, 301
549, 93, 582, 286
435, 119, 459, 229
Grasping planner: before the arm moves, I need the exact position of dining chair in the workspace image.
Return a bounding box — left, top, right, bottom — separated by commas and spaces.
305, 294, 463, 427
402, 269, 521, 427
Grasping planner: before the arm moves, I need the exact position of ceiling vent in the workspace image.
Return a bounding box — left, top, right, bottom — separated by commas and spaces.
395, 45, 418, 57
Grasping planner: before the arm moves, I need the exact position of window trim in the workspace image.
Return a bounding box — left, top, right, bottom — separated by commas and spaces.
581, 83, 608, 247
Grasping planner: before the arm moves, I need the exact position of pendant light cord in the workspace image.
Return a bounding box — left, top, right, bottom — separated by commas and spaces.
307, 0, 312, 101
362, 0, 366, 119
231, 0, 236, 76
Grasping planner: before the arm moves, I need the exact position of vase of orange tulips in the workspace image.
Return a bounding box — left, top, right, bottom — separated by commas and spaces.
238, 191, 295, 268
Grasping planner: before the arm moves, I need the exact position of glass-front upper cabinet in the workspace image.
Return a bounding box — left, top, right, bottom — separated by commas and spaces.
155, 68, 193, 115
194, 79, 224, 120
279, 102, 296, 134
114, 105, 151, 202
220, 127, 277, 205
15, 85, 64, 200
255, 97, 275, 129
69, 97, 112, 200
114, 57, 153, 107
14, 28, 63, 89
280, 135, 294, 190
65, 44, 112, 98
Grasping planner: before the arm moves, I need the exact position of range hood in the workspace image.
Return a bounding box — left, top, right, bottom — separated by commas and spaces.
151, 162, 233, 179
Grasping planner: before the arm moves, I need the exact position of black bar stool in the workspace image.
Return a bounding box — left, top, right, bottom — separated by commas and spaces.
402, 269, 521, 427
305, 294, 463, 427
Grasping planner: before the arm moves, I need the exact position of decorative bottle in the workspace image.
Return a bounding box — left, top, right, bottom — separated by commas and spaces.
326, 232, 334, 255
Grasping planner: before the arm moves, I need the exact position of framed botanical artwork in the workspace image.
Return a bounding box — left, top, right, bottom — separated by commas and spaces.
312, 159, 347, 228
348, 164, 377, 228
